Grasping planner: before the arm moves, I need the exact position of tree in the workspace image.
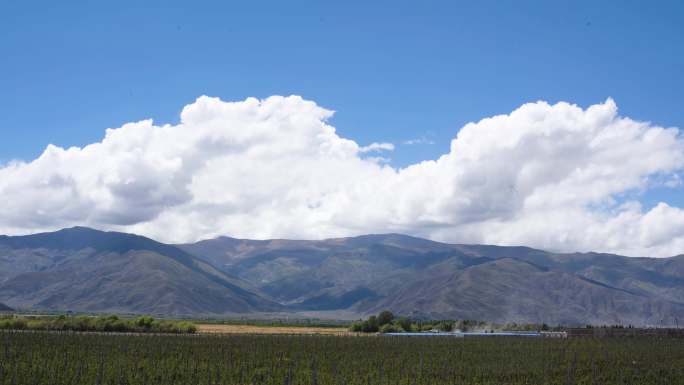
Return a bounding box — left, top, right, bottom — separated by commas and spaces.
135, 316, 154, 329
437, 321, 454, 332
349, 322, 364, 332
363, 316, 379, 332
397, 317, 412, 331
380, 323, 399, 333
377, 311, 395, 326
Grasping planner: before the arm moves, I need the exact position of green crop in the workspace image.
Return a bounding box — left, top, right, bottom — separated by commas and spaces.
0, 331, 682, 384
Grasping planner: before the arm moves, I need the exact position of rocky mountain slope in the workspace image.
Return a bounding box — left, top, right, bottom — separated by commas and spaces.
2, 227, 684, 325
180, 234, 684, 325
0, 227, 280, 315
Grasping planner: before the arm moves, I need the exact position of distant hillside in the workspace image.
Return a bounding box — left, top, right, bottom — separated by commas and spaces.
0, 302, 12, 312
2, 227, 684, 325
0, 227, 280, 315
181, 233, 684, 326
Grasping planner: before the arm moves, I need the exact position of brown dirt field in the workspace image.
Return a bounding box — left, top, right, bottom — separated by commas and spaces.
197, 324, 352, 335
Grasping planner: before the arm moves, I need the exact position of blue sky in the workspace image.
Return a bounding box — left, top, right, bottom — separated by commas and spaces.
2, 0, 683, 164
1, 1, 684, 251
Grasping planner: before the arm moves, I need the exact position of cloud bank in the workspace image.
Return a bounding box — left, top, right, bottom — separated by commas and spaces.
1, 95, 684, 257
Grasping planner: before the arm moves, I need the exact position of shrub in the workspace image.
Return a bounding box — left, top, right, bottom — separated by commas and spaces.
380, 323, 398, 333
437, 321, 454, 332
349, 322, 364, 332
420, 324, 435, 332
377, 311, 395, 326
0, 315, 196, 334
135, 316, 155, 329
0, 318, 27, 330
397, 317, 412, 331
359, 316, 379, 333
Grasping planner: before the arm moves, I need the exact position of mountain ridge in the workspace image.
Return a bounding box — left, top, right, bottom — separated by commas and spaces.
0, 227, 281, 315
2, 227, 684, 325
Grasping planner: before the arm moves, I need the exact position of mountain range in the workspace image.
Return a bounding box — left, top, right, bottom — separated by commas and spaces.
1, 227, 684, 326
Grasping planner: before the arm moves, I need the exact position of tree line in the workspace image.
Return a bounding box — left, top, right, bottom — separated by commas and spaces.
0, 314, 197, 333
349, 311, 555, 333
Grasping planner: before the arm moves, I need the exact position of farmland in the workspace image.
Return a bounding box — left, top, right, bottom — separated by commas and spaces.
1, 331, 683, 384
197, 323, 350, 335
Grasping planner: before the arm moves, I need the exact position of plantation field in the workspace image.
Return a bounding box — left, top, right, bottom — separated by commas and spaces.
197, 323, 350, 335
1, 331, 683, 384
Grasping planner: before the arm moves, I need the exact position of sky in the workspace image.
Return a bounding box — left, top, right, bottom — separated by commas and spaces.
1, 1, 684, 256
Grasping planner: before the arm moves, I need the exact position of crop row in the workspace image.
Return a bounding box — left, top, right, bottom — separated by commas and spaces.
0, 331, 683, 384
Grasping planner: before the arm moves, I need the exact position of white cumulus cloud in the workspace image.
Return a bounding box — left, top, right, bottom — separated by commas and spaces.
1, 95, 683, 257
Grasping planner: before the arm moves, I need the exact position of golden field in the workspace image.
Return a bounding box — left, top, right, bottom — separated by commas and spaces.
197, 323, 351, 335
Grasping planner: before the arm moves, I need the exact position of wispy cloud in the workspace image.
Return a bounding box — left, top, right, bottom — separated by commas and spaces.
358, 142, 395, 153
365, 156, 391, 164
665, 174, 683, 188
402, 137, 435, 145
